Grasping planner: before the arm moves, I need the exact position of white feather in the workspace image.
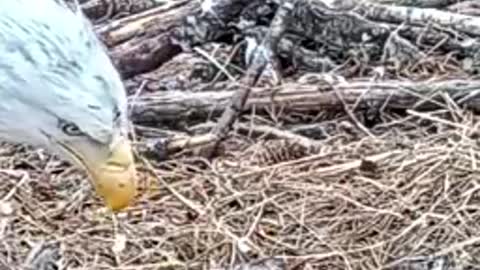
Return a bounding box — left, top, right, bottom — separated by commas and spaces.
0, 0, 128, 149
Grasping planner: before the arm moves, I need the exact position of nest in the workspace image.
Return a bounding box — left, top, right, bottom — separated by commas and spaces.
2, 0, 480, 269
2, 107, 479, 269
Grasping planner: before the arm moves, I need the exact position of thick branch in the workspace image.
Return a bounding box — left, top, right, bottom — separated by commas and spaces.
79, 0, 161, 22
348, 0, 480, 36
94, 0, 196, 78
365, 0, 462, 8
130, 79, 480, 124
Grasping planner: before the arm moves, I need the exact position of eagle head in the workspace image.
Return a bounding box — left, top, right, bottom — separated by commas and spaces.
0, 0, 137, 211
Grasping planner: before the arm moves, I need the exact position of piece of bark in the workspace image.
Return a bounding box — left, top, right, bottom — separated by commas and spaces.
136, 133, 217, 158
78, 0, 162, 22
129, 78, 480, 125
23, 242, 61, 270
170, 0, 251, 50
364, 0, 461, 8
446, 1, 480, 16
124, 43, 243, 95
342, 0, 480, 37
93, 0, 196, 79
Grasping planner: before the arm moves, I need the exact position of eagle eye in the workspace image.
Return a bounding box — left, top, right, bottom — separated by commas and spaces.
113, 108, 121, 121
59, 119, 83, 136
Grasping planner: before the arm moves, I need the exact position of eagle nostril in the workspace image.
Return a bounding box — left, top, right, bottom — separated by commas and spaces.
106, 161, 127, 169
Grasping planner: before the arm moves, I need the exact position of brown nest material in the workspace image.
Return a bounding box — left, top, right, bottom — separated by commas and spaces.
3, 0, 480, 269
0, 107, 479, 269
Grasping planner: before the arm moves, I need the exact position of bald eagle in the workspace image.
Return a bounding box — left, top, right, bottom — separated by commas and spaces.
0, 0, 137, 211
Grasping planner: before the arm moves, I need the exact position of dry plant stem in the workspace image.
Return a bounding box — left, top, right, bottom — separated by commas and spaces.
131, 79, 480, 124
141, 156, 206, 216
207, 0, 294, 157
407, 109, 475, 131
234, 149, 404, 179
234, 123, 315, 149
193, 47, 237, 83
0, 170, 30, 201
141, 158, 265, 258
332, 82, 376, 138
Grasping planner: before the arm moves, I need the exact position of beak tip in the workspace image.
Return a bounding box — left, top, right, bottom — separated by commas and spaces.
95, 164, 137, 212
81, 139, 138, 212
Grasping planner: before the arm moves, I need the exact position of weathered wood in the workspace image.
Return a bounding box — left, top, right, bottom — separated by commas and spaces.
343, 0, 480, 36
168, 0, 480, 78
79, 0, 162, 22
94, 0, 197, 78
129, 78, 480, 125
364, 0, 461, 8
88, 0, 480, 81
23, 242, 61, 270
447, 1, 480, 16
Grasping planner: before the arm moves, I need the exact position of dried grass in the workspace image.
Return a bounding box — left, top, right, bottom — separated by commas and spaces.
1, 3, 480, 268
0, 102, 479, 269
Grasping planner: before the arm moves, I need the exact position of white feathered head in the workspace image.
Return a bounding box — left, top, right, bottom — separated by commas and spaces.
0, 0, 137, 211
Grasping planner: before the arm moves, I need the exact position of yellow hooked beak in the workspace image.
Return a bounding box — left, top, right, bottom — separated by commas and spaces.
59, 138, 137, 211
88, 140, 137, 211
